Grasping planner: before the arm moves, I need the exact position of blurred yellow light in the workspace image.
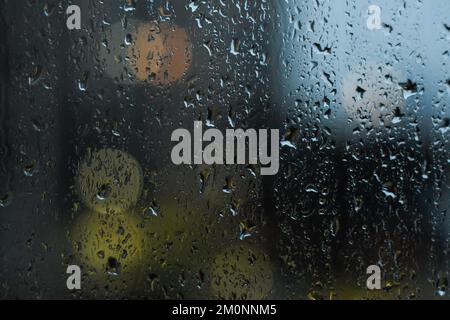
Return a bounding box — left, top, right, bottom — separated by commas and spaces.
211, 244, 273, 300
70, 209, 148, 296
76, 148, 143, 214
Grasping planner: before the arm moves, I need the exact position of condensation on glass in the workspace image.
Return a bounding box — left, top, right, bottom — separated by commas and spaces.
0, 0, 448, 300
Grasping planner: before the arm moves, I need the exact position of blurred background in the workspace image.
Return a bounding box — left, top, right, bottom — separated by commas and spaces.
0, 0, 449, 299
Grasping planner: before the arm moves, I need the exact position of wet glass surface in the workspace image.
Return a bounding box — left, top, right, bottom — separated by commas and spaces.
0, 0, 449, 300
